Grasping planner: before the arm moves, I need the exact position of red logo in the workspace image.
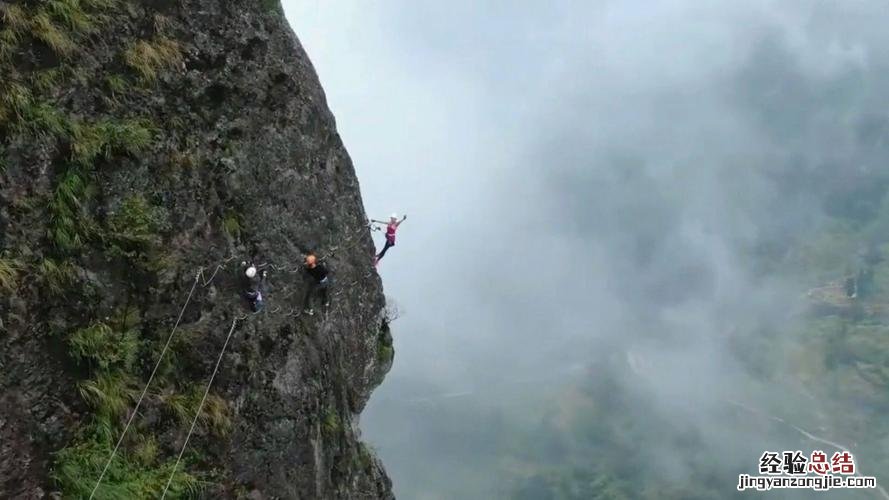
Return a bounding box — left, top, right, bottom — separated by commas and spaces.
807, 451, 829, 475
831, 451, 855, 475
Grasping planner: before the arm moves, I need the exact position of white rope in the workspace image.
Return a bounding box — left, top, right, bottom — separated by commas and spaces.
89, 228, 374, 496
89, 270, 202, 500
160, 316, 242, 499
199, 256, 236, 286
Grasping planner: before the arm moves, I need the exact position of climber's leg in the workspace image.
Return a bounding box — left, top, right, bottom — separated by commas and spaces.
320, 281, 330, 308
303, 285, 315, 312
377, 240, 394, 260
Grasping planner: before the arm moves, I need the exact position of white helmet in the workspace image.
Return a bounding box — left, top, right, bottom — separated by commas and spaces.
245, 266, 257, 278
390, 213, 398, 220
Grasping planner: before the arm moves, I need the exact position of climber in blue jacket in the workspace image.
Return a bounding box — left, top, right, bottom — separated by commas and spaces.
240, 261, 267, 312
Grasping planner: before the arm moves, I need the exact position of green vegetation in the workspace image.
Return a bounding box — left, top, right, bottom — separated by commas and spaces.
69, 322, 140, 371
0, 5, 27, 62
160, 385, 233, 437
78, 372, 138, 426
107, 195, 168, 245
221, 210, 242, 240
0, 256, 19, 293
70, 118, 155, 166
260, 0, 281, 14
0, 0, 116, 62
106, 195, 169, 272
48, 167, 96, 252
377, 344, 394, 365
169, 149, 197, 169
376, 323, 394, 365
31, 67, 67, 92
1, 1, 212, 497
30, 10, 76, 56
53, 432, 202, 499
106, 74, 127, 96
124, 38, 182, 81
37, 258, 78, 296
131, 435, 159, 467
354, 442, 375, 471
45, 0, 97, 33
1, 81, 35, 128
322, 407, 342, 437
21, 100, 69, 138
1, 4, 29, 33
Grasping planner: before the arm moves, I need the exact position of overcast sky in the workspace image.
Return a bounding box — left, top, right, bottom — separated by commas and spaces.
282, 2, 889, 498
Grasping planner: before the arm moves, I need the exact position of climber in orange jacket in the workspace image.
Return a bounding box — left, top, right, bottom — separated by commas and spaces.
302, 253, 330, 316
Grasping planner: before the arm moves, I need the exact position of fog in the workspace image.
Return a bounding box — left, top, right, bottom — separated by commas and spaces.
283, 2, 889, 498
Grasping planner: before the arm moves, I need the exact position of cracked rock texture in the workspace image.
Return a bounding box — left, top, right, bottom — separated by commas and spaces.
0, 0, 394, 497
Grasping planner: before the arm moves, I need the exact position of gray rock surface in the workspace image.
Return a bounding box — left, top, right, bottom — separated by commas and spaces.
0, 0, 394, 497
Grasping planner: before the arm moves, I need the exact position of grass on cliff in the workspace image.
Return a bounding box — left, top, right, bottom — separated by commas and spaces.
222, 210, 241, 240
1, 0, 116, 61
54, 431, 203, 499
78, 372, 139, 427
31, 67, 68, 92
44, 0, 97, 33
70, 322, 140, 371
3, 1, 206, 496
322, 407, 342, 437
37, 258, 78, 295
58, 315, 211, 497
0, 4, 27, 61
31, 10, 76, 56
377, 344, 394, 365
49, 168, 97, 252
105, 74, 127, 96
159, 385, 233, 437
71, 119, 156, 166
105, 195, 170, 272
261, 0, 281, 14
107, 195, 168, 245
124, 38, 182, 81
0, 256, 19, 293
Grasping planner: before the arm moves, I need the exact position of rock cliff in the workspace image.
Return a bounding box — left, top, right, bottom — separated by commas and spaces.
0, 0, 394, 497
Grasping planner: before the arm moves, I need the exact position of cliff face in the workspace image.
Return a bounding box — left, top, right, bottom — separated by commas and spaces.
0, 0, 394, 498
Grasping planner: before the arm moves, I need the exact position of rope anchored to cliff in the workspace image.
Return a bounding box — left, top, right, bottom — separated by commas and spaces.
89, 258, 243, 498
88, 222, 382, 496
161, 315, 246, 499
89, 270, 202, 500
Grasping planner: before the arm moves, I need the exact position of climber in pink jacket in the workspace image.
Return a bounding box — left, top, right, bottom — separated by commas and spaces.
371, 213, 406, 264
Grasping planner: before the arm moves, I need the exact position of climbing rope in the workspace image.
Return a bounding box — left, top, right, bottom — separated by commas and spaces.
90, 222, 378, 496
160, 315, 245, 499
252, 222, 379, 277
320, 222, 380, 261
89, 270, 202, 500
90, 256, 241, 498
199, 255, 237, 286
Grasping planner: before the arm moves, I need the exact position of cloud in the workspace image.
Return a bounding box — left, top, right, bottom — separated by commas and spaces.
283, 1, 889, 497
